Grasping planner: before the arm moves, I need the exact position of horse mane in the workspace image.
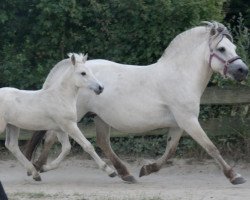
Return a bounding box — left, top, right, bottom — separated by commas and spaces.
158, 21, 232, 62
43, 53, 85, 89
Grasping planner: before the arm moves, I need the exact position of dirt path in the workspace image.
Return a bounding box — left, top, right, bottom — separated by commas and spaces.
0, 156, 249, 200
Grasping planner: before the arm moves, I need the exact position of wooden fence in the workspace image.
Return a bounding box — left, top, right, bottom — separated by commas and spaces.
1, 86, 250, 140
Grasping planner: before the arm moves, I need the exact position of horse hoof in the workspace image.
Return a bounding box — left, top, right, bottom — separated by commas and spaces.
139, 165, 148, 177
231, 176, 246, 185
27, 171, 32, 176
33, 175, 42, 181
139, 163, 159, 177
122, 175, 137, 183
109, 172, 117, 178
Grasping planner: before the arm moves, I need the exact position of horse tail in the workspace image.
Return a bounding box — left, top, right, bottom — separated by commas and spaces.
24, 130, 46, 161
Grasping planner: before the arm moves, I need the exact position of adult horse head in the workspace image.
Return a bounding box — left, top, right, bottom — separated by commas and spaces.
205, 21, 248, 81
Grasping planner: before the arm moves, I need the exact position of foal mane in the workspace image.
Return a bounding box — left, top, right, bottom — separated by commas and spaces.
43, 53, 85, 89
158, 21, 232, 62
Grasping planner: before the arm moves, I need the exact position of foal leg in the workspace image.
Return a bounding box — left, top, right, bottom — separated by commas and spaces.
173, 111, 246, 185
5, 124, 41, 181
140, 127, 183, 177
60, 122, 117, 177
33, 131, 57, 171
41, 131, 71, 172
95, 117, 136, 183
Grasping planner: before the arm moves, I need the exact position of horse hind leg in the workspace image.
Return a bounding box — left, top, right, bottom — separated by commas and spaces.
95, 117, 136, 183
139, 127, 183, 177
5, 124, 41, 181
24, 130, 46, 162
33, 131, 57, 172
40, 131, 71, 172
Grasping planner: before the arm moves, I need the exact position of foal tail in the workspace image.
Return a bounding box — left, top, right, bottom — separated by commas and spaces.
24, 130, 46, 161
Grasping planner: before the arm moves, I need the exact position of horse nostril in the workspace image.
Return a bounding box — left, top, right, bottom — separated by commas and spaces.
237, 67, 248, 76
238, 68, 243, 73
99, 85, 104, 92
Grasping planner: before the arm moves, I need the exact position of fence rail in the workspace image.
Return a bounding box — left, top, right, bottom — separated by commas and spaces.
0, 86, 250, 140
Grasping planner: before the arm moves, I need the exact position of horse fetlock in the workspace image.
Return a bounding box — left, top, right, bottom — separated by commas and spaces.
102, 163, 116, 177
224, 169, 246, 185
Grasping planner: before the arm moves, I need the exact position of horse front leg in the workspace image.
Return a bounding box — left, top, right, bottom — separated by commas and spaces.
139, 127, 183, 177
5, 124, 41, 181
95, 117, 136, 183
60, 121, 117, 178
172, 109, 246, 185
40, 131, 71, 172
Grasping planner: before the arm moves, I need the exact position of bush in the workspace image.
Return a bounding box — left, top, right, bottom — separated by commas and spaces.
0, 0, 225, 89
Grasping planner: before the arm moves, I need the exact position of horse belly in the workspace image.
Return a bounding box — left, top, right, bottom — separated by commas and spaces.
97, 104, 177, 133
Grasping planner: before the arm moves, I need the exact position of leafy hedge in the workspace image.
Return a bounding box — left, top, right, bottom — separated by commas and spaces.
0, 0, 225, 89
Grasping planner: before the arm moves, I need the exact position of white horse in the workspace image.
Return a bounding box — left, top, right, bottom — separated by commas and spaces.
0, 53, 116, 181
26, 22, 248, 184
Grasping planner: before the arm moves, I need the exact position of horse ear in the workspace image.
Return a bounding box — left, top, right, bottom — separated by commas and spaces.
210, 27, 216, 36
71, 54, 76, 66
83, 53, 88, 63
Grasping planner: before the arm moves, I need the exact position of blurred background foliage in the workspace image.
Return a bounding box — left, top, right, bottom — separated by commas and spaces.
0, 0, 231, 89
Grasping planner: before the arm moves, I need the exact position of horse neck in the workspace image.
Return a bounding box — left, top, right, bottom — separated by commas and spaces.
47, 69, 79, 103
157, 39, 212, 98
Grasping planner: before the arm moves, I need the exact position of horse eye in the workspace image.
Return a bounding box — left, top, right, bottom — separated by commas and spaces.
81, 72, 86, 76
218, 47, 225, 53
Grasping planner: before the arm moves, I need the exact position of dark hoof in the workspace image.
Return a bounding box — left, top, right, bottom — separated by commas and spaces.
109, 172, 117, 178
33, 175, 42, 181
27, 171, 32, 176
231, 176, 246, 185
122, 175, 137, 183
139, 163, 159, 177
139, 165, 148, 177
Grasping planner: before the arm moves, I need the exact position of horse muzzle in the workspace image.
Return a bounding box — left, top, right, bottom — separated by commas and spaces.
228, 62, 248, 82
93, 85, 104, 95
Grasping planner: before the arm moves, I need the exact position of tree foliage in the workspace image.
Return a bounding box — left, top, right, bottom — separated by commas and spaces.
0, 0, 225, 89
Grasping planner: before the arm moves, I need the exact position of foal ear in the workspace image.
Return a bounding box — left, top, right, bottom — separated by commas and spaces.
71, 54, 76, 66
82, 53, 88, 63
67, 53, 76, 66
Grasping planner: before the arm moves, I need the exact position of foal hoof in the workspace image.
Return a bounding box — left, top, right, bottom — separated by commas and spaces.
33, 175, 42, 181
231, 176, 246, 185
27, 171, 32, 176
139, 163, 159, 177
109, 172, 117, 178
122, 175, 137, 183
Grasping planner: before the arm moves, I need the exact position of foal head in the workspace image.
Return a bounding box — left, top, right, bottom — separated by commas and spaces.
68, 53, 104, 95
205, 21, 248, 82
